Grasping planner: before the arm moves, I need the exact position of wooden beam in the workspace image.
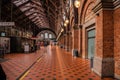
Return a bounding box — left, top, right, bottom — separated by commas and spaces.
14, 7, 33, 21
48, 0, 58, 9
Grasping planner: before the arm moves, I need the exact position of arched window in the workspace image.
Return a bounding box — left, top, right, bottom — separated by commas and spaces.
49, 34, 52, 39
41, 34, 44, 38
37, 30, 56, 40
45, 32, 48, 39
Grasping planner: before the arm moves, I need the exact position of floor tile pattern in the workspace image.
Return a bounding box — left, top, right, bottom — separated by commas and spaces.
0, 46, 117, 80
1, 48, 45, 80
23, 46, 101, 80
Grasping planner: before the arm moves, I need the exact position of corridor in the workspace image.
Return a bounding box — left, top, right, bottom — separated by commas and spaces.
1, 46, 114, 80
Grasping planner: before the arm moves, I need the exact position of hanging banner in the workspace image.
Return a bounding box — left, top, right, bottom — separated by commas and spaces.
0, 22, 15, 26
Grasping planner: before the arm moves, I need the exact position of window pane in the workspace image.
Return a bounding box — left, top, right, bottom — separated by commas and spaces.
45, 33, 48, 38
41, 34, 44, 38
88, 29, 95, 37
49, 34, 52, 39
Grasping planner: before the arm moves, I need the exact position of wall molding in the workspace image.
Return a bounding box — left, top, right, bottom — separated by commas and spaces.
92, 0, 114, 13
93, 57, 114, 77
93, 0, 120, 13
115, 73, 120, 79
83, 18, 95, 28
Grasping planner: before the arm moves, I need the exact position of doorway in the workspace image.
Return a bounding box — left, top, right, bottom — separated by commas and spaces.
87, 29, 95, 59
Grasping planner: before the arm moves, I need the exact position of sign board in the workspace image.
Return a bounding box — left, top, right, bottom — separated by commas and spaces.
31, 36, 38, 40
1, 32, 6, 36
0, 22, 15, 26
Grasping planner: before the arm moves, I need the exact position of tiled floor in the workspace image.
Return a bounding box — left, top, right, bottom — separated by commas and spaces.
0, 46, 116, 80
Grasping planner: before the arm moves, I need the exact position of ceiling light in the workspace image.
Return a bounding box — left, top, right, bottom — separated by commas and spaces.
74, 0, 80, 8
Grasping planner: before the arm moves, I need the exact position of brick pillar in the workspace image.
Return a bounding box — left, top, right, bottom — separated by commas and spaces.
64, 35, 66, 49
66, 31, 72, 52
73, 28, 80, 56
59, 37, 64, 47
72, 30, 74, 53
79, 27, 82, 57
114, 5, 120, 79
93, 1, 114, 77
64, 34, 67, 49
82, 27, 87, 58
66, 33, 69, 51
73, 29, 79, 49
69, 32, 72, 52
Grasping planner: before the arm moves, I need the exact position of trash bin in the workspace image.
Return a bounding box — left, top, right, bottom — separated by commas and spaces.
73, 49, 78, 57
90, 57, 94, 69
60, 45, 63, 48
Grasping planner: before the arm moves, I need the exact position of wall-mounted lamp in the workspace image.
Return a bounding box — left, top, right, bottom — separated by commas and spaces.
56, 28, 64, 41
74, 0, 80, 8
61, 28, 64, 32
64, 19, 69, 27
64, 23, 67, 27
65, 19, 69, 24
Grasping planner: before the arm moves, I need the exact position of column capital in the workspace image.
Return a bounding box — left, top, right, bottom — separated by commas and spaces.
66, 31, 72, 35
92, 0, 114, 14
64, 33, 67, 36
73, 24, 82, 30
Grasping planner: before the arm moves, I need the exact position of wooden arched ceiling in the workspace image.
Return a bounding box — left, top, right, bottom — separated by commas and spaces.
1, 0, 64, 35
12, 0, 61, 30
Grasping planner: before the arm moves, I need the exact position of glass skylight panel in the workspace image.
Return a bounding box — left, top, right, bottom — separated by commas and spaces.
30, 8, 35, 12
25, 3, 31, 6
13, 0, 29, 6
29, 15, 36, 19
36, 17, 39, 19
33, 13, 37, 16
32, 17, 39, 21
25, 11, 33, 16
20, 6, 30, 11
20, 3, 31, 11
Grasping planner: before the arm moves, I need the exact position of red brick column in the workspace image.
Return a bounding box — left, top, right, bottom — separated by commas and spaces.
64, 34, 67, 49
69, 34, 72, 52
73, 29, 81, 56
66, 33, 69, 51
93, 1, 114, 77
114, 7, 120, 79
82, 27, 87, 58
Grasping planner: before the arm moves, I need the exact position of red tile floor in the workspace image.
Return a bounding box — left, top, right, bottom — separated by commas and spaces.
0, 46, 117, 80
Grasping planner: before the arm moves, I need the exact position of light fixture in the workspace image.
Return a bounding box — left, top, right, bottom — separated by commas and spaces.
63, 19, 69, 27
61, 28, 64, 32
74, 0, 80, 8
64, 23, 67, 27
65, 19, 69, 24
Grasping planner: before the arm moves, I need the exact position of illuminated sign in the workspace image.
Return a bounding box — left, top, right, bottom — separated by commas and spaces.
0, 22, 15, 26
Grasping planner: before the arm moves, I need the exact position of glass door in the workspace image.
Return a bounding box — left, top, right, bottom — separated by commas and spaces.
87, 29, 95, 59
